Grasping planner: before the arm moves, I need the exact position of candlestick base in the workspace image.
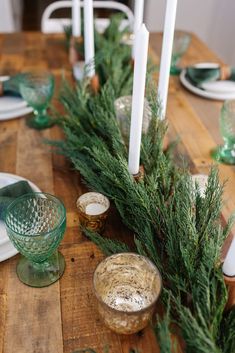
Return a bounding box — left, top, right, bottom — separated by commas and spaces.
132, 165, 145, 182
73, 61, 85, 81
69, 36, 83, 66
223, 274, 235, 310
90, 75, 100, 94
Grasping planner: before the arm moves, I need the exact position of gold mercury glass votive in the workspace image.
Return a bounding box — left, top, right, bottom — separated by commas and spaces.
114, 95, 152, 145
191, 174, 209, 197
76, 192, 110, 233
93, 253, 162, 334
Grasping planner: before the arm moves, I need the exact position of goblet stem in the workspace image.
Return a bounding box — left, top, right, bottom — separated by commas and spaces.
16, 250, 65, 287
27, 108, 56, 130
34, 108, 48, 123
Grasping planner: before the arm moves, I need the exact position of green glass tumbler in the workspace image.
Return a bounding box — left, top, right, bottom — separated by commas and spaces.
212, 100, 235, 164
5, 193, 66, 287
19, 72, 55, 130
171, 30, 191, 75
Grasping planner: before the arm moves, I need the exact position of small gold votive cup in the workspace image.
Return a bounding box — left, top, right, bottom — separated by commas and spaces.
76, 192, 110, 233
93, 253, 162, 334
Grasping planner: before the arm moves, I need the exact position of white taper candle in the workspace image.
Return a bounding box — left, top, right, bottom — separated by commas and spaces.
132, 0, 144, 59
84, 0, 95, 77
223, 236, 235, 277
157, 0, 178, 119
72, 0, 81, 37
128, 24, 149, 175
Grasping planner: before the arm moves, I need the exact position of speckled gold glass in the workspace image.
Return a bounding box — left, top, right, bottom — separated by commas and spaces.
114, 96, 152, 145
76, 192, 110, 233
93, 253, 162, 334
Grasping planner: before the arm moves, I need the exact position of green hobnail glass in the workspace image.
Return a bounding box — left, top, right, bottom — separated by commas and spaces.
212, 100, 235, 165
20, 72, 55, 130
5, 193, 66, 287
171, 30, 191, 75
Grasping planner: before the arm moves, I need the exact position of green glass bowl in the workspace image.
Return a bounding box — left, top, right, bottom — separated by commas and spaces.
5, 193, 66, 287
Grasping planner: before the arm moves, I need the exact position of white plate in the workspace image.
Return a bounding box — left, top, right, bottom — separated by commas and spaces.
201, 80, 235, 94
0, 106, 33, 121
0, 173, 41, 262
0, 76, 28, 113
180, 69, 235, 100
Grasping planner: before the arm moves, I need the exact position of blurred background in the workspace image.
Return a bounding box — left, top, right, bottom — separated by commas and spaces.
1, 0, 234, 65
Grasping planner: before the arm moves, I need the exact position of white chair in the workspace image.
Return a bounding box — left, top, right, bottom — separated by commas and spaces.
41, 1, 134, 34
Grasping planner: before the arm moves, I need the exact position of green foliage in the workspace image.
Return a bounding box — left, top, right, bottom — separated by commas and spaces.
53, 17, 235, 353
155, 293, 175, 353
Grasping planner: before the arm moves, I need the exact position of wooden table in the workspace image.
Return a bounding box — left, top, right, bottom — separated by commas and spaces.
0, 32, 234, 353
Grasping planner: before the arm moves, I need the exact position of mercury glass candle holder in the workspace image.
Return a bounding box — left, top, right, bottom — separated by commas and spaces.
212, 100, 235, 164
120, 32, 134, 46
4, 193, 66, 287
76, 192, 110, 233
191, 174, 208, 197
93, 253, 162, 334
114, 96, 152, 145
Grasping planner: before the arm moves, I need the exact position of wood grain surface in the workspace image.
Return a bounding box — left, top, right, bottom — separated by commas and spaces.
0, 32, 234, 353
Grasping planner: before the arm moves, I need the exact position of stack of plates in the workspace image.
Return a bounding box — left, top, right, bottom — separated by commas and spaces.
0, 173, 41, 262
180, 63, 235, 100
0, 76, 33, 121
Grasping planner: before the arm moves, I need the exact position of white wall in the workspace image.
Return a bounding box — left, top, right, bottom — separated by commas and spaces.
145, 0, 235, 65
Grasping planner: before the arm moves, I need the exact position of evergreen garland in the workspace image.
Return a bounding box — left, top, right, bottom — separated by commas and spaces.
54, 15, 235, 353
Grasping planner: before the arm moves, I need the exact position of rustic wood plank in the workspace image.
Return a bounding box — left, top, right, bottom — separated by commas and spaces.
0, 32, 64, 353
4, 255, 64, 353
59, 242, 124, 353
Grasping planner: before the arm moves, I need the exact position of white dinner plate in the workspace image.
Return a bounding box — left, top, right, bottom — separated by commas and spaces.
201, 80, 235, 94
0, 106, 33, 121
180, 69, 235, 100
0, 75, 33, 118
0, 173, 41, 262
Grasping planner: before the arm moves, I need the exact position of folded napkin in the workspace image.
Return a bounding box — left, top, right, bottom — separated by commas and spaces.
0, 181, 33, 219
0, 73, 28, 97
186, 65, 235, 86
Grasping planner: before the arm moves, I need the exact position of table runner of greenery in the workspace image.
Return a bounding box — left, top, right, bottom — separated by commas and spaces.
53, 15, 235, 353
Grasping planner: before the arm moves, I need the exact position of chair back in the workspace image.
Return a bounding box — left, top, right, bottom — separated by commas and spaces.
41, 0, 134, 33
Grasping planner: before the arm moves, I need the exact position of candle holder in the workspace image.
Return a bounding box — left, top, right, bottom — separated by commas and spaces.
90, 74, 100, 94
191, 174, 208, 197
114, 95, 151, 145
76, 192, 110, 233
120, 32, 134, 46
93, 253, 162, 334
223, 275, 235, 310
73, 61, 85, 81
132, 165, 145, 182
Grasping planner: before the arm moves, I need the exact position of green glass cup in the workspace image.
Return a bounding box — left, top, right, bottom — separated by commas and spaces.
171, 30, 191, 75
20, 72, 55, 130
4, 193, 66, 287
212, 100, 235, 164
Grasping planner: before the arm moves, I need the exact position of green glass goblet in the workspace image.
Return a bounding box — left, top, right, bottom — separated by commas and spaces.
171, 30, 191, 75
212, 100, 235, 164
4, 193, 66, 287
20, 72, 55, 130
